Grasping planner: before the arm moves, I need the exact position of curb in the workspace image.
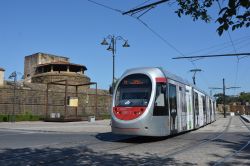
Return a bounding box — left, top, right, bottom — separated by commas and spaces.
240, 115, 250, 123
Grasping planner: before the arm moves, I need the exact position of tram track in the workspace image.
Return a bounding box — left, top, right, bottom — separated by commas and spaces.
0, 116, 237, 166
0, 133, 136, 165
28, 118, 232, 165
157, 117, 233, 158
36, 136, 167, 166
212, 116, 250, 166
32, 118, 231, 165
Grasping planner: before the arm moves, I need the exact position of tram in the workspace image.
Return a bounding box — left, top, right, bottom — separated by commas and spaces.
111, 67, 216, 136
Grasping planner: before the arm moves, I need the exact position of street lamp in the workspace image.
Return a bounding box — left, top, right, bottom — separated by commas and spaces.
8, 71, 23, 122
9, 71, 17, 122
101, 35, 130, 93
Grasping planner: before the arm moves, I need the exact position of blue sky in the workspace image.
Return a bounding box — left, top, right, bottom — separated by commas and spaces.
0, 0, 249, 95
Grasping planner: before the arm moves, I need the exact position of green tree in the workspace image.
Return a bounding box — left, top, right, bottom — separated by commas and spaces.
239, 92, 250, 103
214, 93, 229, 104
214, 92, 250, 104
214, 93, 238, 104
175, 0, 250, 35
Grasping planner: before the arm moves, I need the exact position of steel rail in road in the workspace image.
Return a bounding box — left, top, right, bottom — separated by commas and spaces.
212, 116, 250, 166
156, 117, 233, 158
0, 134, 135, 164
40, 117, 233, 165
20, 137, 144, 165
1, 116, 243, 166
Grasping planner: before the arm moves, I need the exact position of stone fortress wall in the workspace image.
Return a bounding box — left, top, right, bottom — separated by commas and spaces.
0, 53, 112, 120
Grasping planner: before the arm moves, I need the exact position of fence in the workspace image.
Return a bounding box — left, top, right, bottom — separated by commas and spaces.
0, 87, 112, 120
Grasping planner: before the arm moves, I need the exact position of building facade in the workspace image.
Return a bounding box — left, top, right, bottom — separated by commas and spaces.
24, 52, 69, 82
0, 67, 5, 86
24, 52, 91, 87
0, 53, 111, 121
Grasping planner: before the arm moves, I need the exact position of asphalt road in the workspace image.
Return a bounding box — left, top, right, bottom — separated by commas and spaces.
0, 116, 249, 166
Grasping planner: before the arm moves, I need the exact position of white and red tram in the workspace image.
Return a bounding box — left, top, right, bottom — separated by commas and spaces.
111, 67, 216, 136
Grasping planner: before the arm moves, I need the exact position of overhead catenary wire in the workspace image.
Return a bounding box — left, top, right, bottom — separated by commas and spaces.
129, 1, 247, 93
87, 0, 209, 88
132, 0, 152, 10
204, 37, 250, 55
237, 40, 250, 54
217, 0, 239, 96
125, 1, 206, 86
186, 36, 250, 56
185, 36, 250, 62
88, 0, 239, 91
87, 0, 185, 58
173, 53, 250, 59
136, 18, 185, 57
87, 0, 123, 13
87, 1, 194, 61
122, 0, 169, 15
135, 17, 211, 88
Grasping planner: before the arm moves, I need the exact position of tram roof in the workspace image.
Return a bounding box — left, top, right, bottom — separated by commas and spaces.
158, 67, 210, 97
122, 67, 212, 98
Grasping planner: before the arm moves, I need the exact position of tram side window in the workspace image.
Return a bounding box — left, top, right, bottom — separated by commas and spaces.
169, 84, 177, 115
209, 100, 213, 115
213, 102, 216, 112
202, 96, 206, 112
194, 92, 199, 115
209, 100, 212, 115
153, 83, 168, 116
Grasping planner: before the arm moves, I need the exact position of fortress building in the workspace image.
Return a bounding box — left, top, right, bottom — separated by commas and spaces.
0, 67, 5, 86
0, 53, 111, 121
24, 53, 90, 86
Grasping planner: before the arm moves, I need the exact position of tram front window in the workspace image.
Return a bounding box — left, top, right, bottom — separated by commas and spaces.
115, 74, 152, 107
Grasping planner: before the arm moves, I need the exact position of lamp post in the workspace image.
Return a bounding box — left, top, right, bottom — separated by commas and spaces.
101, 35, 130, 93
8, 71, 23, 122
9, 71, 17, 122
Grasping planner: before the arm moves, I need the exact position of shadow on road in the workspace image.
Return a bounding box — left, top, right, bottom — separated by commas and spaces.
0, 146, 196, 166
207, 132, 250, 166
95, 132, 185, 143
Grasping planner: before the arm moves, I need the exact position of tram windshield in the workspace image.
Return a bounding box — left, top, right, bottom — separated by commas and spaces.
115, 74, 152, 107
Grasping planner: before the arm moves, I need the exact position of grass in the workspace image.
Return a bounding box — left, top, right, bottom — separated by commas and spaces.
99, 114, 111, 120
0, 113, 43, 122
0, 113, 111, 122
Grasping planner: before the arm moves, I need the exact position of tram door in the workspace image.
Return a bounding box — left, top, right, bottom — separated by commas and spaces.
178, 86, 187, 132
169, 83, 178, 134
193, 91, 199, 128
209, 100, 212, 123
202, 96, 207, 125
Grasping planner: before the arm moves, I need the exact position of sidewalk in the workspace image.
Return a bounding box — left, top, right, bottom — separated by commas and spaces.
0, 119, 111, 133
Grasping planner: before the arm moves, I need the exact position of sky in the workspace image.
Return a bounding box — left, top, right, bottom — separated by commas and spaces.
0, 0, 249, 96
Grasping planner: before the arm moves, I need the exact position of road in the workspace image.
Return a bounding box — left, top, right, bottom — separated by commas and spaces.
0, 116, 249, 166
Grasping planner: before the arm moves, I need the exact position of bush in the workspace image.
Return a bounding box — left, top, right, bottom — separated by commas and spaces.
100, 114, 111, 119
0, 115, 9, 122
0, 114, 43, 122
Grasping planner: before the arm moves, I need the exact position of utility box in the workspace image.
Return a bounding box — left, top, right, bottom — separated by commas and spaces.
88, 116, 95, 122
67, 96, 78, 107
50, 113, 61, 118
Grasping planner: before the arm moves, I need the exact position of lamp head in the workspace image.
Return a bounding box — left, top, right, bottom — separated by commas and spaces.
107, 44, 113, 51
101, 38, 109, 45
122, 40, 130, 48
